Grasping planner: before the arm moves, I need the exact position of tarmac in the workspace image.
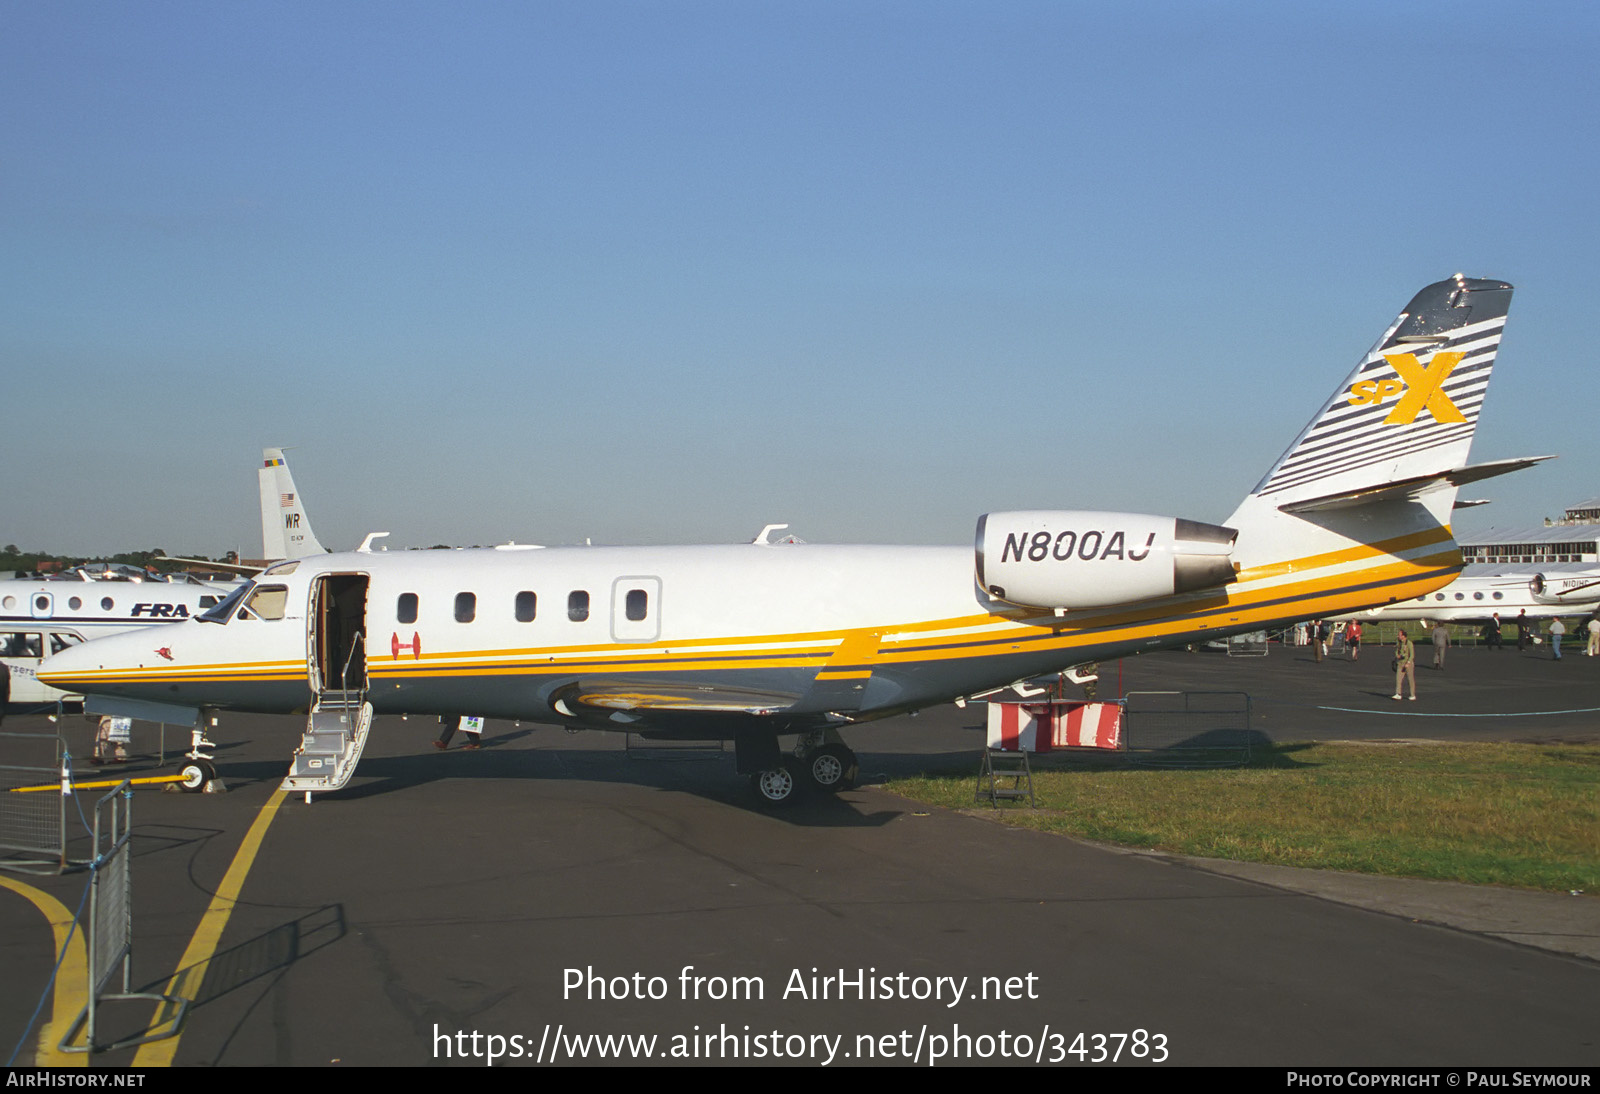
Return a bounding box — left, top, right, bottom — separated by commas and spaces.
1, 644, 1595, 1067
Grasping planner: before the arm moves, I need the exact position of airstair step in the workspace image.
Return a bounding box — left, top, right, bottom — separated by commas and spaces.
282, 698, 374, 795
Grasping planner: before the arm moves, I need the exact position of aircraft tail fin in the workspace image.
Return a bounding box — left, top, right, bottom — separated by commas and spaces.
259, 448, 327, 560
1249, 274, 1512, 509
1219, 276, 1524, 605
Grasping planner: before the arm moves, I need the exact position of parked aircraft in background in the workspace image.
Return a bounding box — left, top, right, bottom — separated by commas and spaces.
43, 276, 1545, 802
0, 568, 234, 713
3, 447, 325, 712
157, 447, 327, 575
1361, 562, 1600, 624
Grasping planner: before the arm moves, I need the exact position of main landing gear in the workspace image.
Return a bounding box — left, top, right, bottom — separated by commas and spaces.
747, 731, 860, 807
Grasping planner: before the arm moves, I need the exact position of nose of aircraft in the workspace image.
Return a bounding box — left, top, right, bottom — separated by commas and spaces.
38, 629, 159, 695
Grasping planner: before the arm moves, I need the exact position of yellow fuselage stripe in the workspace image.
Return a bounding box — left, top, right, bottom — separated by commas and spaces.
54, 544, 1457, 688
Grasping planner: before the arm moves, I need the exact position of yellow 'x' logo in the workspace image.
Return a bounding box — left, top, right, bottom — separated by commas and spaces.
1380, 352, 1467, 425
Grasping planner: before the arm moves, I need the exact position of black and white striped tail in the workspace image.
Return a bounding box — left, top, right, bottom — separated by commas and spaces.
1254, 275, 1512, 506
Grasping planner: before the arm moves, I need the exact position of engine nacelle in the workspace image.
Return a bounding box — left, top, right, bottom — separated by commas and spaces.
1529, 573, 1600, 605
975, 510, 1237, 610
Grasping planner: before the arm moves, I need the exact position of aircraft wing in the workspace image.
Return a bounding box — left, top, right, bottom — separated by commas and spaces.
153, 554, 266, 577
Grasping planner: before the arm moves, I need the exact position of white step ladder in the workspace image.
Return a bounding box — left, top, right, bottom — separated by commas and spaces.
281, 691, 373, 800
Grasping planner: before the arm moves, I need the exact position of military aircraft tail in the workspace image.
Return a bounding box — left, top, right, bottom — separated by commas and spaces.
259, 448, 327, 560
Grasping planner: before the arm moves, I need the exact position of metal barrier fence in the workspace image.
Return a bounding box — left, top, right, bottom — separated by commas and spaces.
60, 781, 185, 1055
0, 728, 69, 874
1226, 631, 1269, 656
1121, 690, 1253, 767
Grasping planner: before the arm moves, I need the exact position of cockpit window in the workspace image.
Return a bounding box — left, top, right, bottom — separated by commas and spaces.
245, 585, 290, 621
199, 582, 253, 624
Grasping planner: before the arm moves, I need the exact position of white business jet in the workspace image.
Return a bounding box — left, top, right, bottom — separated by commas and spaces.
1360, 562, 1600, 624
41, 277, 1546, 803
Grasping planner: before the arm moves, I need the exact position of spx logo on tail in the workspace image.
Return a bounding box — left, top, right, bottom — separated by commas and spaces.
1346, 352, 1466, 425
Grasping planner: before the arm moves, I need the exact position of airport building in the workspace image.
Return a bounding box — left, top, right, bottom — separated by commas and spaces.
1459, 498, 1600, 565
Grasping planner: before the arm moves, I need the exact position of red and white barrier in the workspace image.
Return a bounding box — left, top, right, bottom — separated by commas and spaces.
987, 700, 1122, 751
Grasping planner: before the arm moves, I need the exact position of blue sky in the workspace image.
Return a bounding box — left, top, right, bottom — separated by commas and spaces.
4, 1, 1596, 556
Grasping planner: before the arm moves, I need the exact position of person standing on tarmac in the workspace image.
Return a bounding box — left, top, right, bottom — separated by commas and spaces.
1431, 620, 1450, 669
1392, 628, 1417, 702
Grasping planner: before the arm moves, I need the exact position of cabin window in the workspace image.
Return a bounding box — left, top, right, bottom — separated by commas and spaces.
625, 588, 648, 621
1473, 592, 1484, 601
69, 597, 83, 610
101, 597, 114, 611
515, 591, 536, 622
568, 590, 589, 622
397, 593, 418, 624
455, 592, 476, 623
1492, 592, 1503, 600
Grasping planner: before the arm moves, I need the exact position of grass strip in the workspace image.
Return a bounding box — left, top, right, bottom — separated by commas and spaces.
888, 741, 1600, 892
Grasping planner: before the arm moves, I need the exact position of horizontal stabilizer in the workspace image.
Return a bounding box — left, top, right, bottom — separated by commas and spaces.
1441, 454, 1557, 486
1278, 455, 1554, 514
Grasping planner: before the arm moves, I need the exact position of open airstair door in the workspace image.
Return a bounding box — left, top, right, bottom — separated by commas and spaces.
310, 573, 369, 697
284, 573, 373, 800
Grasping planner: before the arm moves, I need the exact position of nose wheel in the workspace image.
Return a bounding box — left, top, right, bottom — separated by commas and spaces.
177, 758, 217, 792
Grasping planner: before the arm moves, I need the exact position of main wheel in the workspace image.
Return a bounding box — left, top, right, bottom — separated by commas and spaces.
804, 744, 858, 793
178, 758, 216, 792
750, 764, 800, 806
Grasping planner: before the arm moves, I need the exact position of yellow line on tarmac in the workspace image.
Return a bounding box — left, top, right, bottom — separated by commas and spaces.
0, 875, 88, 1066
132, 786, 288, 1067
